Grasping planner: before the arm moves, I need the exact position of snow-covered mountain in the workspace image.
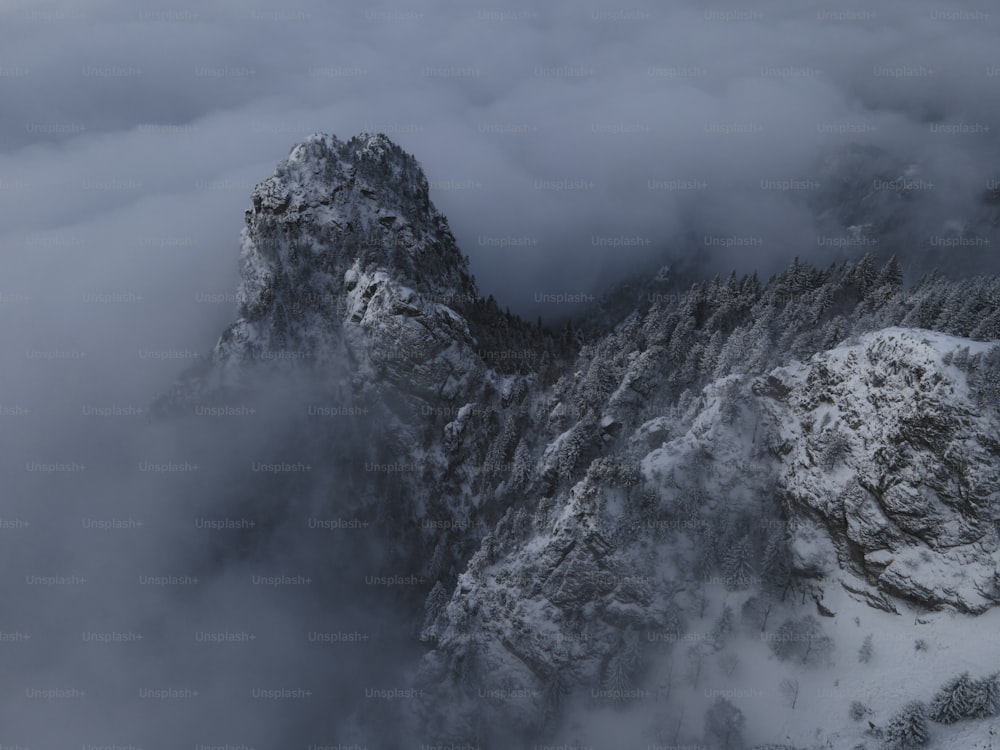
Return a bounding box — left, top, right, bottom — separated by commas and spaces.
154, 133, 1000, 749
416, 325, 1000, 741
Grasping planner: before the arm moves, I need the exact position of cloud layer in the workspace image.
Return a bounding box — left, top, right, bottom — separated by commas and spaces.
2, 0, 999, 325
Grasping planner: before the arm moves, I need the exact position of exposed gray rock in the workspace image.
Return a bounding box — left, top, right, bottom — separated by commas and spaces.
768, 329, 1000, 613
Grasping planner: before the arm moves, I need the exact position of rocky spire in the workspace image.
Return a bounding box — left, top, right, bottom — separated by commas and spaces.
216, 132, 479, 368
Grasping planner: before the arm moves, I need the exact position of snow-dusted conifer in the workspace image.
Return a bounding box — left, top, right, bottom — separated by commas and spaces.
881, 701, 928, 750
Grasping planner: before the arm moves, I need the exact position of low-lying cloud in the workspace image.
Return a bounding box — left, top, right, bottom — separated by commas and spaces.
2, 0, 999, 323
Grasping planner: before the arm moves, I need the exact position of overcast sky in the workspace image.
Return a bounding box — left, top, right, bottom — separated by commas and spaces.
2, 0, 999, 337
1, 0, 998, 743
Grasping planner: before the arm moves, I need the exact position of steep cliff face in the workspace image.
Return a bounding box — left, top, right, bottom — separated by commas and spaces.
216, 132, 481, 388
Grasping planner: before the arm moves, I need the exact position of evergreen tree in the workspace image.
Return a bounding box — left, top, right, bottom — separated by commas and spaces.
953, 345, 971, 370
718, 378, 743, 425
557, 425, 586, 476
510, 441, 533, 489
930, 671, 1000, 723
967, 346, 1000, 413
881, 701, 928, 750
858, 633, 874, 664
761, 531, 793, 597
852, 253, 877, 296
604, 626, 642, 699
976, 672, 1000, 718
820, 427, 852, 471
480, 533, 497, 566
722, 538, 756, 589
875, 255, 903, 291
421, 580, 450, 636
786, 255, 815, 294
929, 672, 978, 724
703, 330, 726, 379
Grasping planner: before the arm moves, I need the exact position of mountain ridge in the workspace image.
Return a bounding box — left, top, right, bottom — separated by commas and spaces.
149, 132, 1000, 749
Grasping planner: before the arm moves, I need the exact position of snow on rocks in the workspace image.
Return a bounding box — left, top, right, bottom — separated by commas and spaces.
765, 328, 1000, 613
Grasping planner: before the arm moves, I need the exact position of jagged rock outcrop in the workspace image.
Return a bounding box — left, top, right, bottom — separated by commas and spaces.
417, 325, 1000, 742
764, 328, 1000, 613
213, 132, 484, 399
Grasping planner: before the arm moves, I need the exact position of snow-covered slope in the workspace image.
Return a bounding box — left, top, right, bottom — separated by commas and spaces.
767, 328, 1000, 614
416, 324, 1000, 744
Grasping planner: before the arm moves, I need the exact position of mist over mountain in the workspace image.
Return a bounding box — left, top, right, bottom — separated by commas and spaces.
3, 0, 1000, 321
3, 3, 1000, 748
5, 129, 999, 747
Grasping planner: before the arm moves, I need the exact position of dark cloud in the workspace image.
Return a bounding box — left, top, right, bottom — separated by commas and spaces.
3, 0, 999, 321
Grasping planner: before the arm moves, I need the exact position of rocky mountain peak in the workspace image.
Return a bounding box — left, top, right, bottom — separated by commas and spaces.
214, 132, 481, 370
152, 132, 571, 421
